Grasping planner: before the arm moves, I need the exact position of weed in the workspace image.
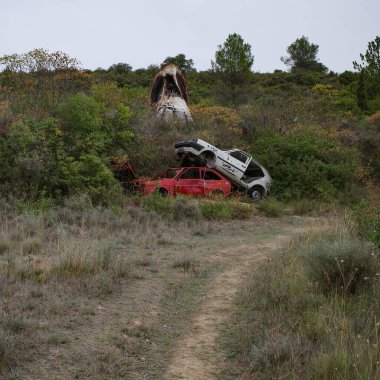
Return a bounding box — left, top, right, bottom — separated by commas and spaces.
172, 197, 201, 220
301, 236, 379, 294
47, 335, 69, 345
199, 200, 252, 220
21, 237, 42, 255
258, 197, 285, 217
172, 257, 200, 274
0, 328, 15, 374
286, 198, 330, 215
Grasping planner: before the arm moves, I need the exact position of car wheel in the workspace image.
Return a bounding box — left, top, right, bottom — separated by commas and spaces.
211, 190, 224, 198
200, 151, 216, 168
248, 187, 263, 202
158, 188, 168, 197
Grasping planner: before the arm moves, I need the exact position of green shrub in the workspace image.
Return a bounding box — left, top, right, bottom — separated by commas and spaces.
172, 197, 201, 220
60, 154, 123, 205
252, 126, 358, 201
301, 236, 379, 294
258, 197, 285, 217
199, 200, 252, 220
141, 193, 172, 216
354, 201, 380, 246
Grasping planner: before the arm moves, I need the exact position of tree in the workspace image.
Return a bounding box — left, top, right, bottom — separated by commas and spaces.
353, 36, 380, 76
281, 36, 327, 72
353, 36, 380, 111
162, 54, 195, 74
107, 63, 133, 74
0, 48, 88, 117
212, 33, 254, 104
357, 71, 368, 111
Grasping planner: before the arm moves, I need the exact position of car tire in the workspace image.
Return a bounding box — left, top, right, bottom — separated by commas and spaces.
158, 188, 168, 197
248, 186, 263, 202
200, 151, 216, 168
211, 190, 224, 198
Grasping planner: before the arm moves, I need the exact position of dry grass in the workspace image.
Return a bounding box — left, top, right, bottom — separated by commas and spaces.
0, 195, 203, 377
222, 216, 380, 379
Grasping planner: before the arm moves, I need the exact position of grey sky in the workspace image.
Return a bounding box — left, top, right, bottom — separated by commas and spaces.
1, 0, 379, 73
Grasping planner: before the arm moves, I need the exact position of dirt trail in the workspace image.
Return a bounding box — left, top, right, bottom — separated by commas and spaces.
163, 237, 292, 380
15, 217, 322, 380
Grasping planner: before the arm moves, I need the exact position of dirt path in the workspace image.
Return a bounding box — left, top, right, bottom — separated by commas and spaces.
163, 237, 292, 380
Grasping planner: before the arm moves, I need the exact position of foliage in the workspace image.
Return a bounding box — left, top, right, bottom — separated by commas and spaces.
162, 54, 195, 74
301, 235, 379, 294
353, 36, 380, 112
281, 36, 327, 73
141, 194, 252, 220
258, 197, 284, 217
0, 48, 89, 118
199, 200, 252, 220
357, 71, 368, 110
59, 155, 123, 205
212, 33, 254, 104
354, 201, 380, 246
223, 227, 380, 379
252, 126, 358, 201
212, 33, 254, 75
107, 63, 132, 75
0, 44, 378, 206
353, 36, 380, 76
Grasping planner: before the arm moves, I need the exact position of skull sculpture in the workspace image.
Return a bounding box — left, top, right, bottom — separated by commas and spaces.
150, 64, 192, 122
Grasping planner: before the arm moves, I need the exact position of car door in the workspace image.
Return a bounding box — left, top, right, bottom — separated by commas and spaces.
224, 150, 251, 179
174, 168, 204, 196
203, 168, 230, 195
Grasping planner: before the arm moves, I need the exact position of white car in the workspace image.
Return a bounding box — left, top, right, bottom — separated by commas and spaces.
175, 139, 272, 200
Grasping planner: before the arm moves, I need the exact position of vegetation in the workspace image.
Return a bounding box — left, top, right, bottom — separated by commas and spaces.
212, 33, 254, 104
281, 35, 327, 72
0, 36, 379, 207
223, 219, 380, 379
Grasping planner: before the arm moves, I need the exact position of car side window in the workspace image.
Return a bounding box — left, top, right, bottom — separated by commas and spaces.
180, 168, 201, 179
230, 151, 249, 163
204, 170, 221, 180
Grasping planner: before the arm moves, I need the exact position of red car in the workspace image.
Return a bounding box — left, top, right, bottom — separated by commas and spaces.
141, 167, 231, 197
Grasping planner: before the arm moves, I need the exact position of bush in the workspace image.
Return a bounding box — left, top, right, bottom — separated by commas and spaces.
223, 226, 380, 379
172, 197, 201, 220
252, 126, 358, 201
60, 154, 123, 205
258, 197, 284, 217
141, 195, 252, 220
354, 201, 380, 246
141, 193, 173, 216
199, 200, 252, 220
301, 236, 379, 294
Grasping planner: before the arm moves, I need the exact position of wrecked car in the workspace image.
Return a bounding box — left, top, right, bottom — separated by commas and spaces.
140, 167, 231, 197
175, 139, 271, 200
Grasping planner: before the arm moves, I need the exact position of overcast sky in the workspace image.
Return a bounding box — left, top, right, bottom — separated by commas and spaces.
1, 0, 379, 73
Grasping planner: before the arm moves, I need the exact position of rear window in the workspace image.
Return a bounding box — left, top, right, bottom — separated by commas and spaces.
204, 170, 221, 180
162, 169, 181, 178
180, 168, 201, 179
